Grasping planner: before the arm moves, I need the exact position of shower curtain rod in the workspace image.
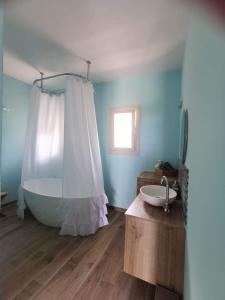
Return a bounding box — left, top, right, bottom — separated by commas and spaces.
33, 60, 92, 87
33, 72, 89, 86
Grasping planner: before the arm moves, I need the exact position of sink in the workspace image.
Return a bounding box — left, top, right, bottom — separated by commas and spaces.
140, 185, 177, 207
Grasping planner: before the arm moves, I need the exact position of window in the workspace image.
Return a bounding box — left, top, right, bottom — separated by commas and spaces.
109, 106, 140, 155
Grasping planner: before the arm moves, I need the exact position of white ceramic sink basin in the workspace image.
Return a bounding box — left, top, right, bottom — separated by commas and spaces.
140, 185, 177, 207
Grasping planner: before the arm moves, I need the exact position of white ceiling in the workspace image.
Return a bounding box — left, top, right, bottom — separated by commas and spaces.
4, 0, 190, 85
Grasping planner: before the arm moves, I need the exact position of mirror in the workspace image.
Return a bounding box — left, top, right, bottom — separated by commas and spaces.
179, 109, 188, 164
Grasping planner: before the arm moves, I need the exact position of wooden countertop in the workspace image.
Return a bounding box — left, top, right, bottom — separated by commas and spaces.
125, 194, 184, 229
0, 192, 8, 198
138, 171, 177, 182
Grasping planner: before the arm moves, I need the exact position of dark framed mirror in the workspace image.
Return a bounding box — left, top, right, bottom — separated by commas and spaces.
178, 109, 189, 223
179, 109, 188, 165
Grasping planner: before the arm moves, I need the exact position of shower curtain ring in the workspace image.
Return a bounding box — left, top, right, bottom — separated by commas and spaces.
86, 61, 91, 81
40, 72, 44, 92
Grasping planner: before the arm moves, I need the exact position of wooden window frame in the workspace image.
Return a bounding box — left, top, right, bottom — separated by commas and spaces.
109, 106, 140, 155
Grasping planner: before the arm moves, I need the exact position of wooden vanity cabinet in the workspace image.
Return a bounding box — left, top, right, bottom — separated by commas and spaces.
124, 195, 185, 294
136, 171, 177, 195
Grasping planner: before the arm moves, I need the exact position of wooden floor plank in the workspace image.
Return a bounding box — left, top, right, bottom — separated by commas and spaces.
0, 204, 155, 300
73, 218, 125, 300
60, 214, 124, 300
13, 281, 42, 300
34, 213, 122, 300
0, 203, 17, 218
0, 215, 20, 230
0, 237, 71, 299
34, 238, 81, 285
0, 218, 25, 239
0, 229, 59, 282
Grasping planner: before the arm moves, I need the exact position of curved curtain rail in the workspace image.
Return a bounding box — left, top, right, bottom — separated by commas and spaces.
33, 72, 89, 86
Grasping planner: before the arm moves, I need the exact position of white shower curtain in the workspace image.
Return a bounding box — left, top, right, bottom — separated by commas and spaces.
19, 77, 108, 235
21, 87, 64, 183
59, 78, 108, 235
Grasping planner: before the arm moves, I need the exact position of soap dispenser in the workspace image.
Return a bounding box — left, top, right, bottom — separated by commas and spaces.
172, 180, 179, 198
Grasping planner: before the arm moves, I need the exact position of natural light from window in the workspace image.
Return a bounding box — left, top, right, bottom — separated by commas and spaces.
110, 106, 140, 155
114, 112, 133, 148
37, 132, 61, 164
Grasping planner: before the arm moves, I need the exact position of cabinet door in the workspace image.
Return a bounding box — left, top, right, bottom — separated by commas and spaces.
124, 215, 158, 284
124, 215, 185, 294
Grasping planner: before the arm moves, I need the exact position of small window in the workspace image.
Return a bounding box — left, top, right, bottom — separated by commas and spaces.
109, 106, 140, 155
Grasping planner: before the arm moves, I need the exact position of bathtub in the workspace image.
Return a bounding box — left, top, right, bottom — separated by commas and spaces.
20, 178, 108, 235
23, 178, 63, 227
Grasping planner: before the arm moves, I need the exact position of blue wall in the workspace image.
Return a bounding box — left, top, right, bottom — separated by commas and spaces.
1, 75, 31, 204
94, 70, 181, 208
183, 11, 225, 300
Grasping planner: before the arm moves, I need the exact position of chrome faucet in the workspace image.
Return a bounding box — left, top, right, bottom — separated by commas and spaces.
161, 176, 170, 214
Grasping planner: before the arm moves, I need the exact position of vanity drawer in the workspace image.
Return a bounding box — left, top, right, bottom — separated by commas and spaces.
124, 195, 185, 295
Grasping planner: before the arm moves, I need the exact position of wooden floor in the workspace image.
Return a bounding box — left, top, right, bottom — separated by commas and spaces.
0, 204, 155, 300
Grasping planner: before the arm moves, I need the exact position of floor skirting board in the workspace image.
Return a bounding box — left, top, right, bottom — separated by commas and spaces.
107, 204, 127, 213
1, 200, 17, 207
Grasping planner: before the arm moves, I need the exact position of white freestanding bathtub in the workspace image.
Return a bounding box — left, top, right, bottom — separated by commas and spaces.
20, 178, 108, 235
23, 178, 63, 227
